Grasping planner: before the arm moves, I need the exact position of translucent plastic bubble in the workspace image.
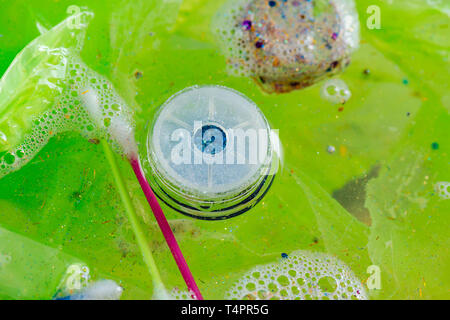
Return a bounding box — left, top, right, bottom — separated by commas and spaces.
214, 0, 360, 93
435, 182, 450, 200
320, 79, 352, 104
226, 250, 367, 300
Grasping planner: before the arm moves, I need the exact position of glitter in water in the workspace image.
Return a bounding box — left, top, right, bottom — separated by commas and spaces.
215, 0, 360, 93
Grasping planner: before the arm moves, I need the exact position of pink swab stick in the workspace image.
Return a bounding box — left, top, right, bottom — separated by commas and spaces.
129, 156, 203, 300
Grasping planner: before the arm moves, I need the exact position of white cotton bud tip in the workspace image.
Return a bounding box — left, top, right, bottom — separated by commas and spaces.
0, 25, 137, 177
435, 181, 450, 200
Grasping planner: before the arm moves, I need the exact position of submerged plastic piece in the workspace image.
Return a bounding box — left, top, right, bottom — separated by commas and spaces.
214, 0, 359, 93
146, 85, 280, 220
226, 250, 367, 300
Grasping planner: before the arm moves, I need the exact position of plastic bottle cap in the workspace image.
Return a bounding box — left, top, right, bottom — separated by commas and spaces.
146, 85, 278, 220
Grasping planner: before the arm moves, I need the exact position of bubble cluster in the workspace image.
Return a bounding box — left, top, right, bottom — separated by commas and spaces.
435, 182, 450, 200
320, 78, 351, 104
226, 250, 367, 300
214, 0, 360, 93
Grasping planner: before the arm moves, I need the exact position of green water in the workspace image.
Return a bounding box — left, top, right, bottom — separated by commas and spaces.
0, 0, 448, 299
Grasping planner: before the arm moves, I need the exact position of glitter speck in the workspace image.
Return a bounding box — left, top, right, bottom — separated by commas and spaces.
281, 253, 288, 259
431, 142, 439, 150
215, 0, 359, 93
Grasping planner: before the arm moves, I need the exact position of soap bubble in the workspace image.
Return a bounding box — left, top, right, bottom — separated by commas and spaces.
320, 79, 352, 104
214, 0, 360, 93
226, 250, 367, 300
